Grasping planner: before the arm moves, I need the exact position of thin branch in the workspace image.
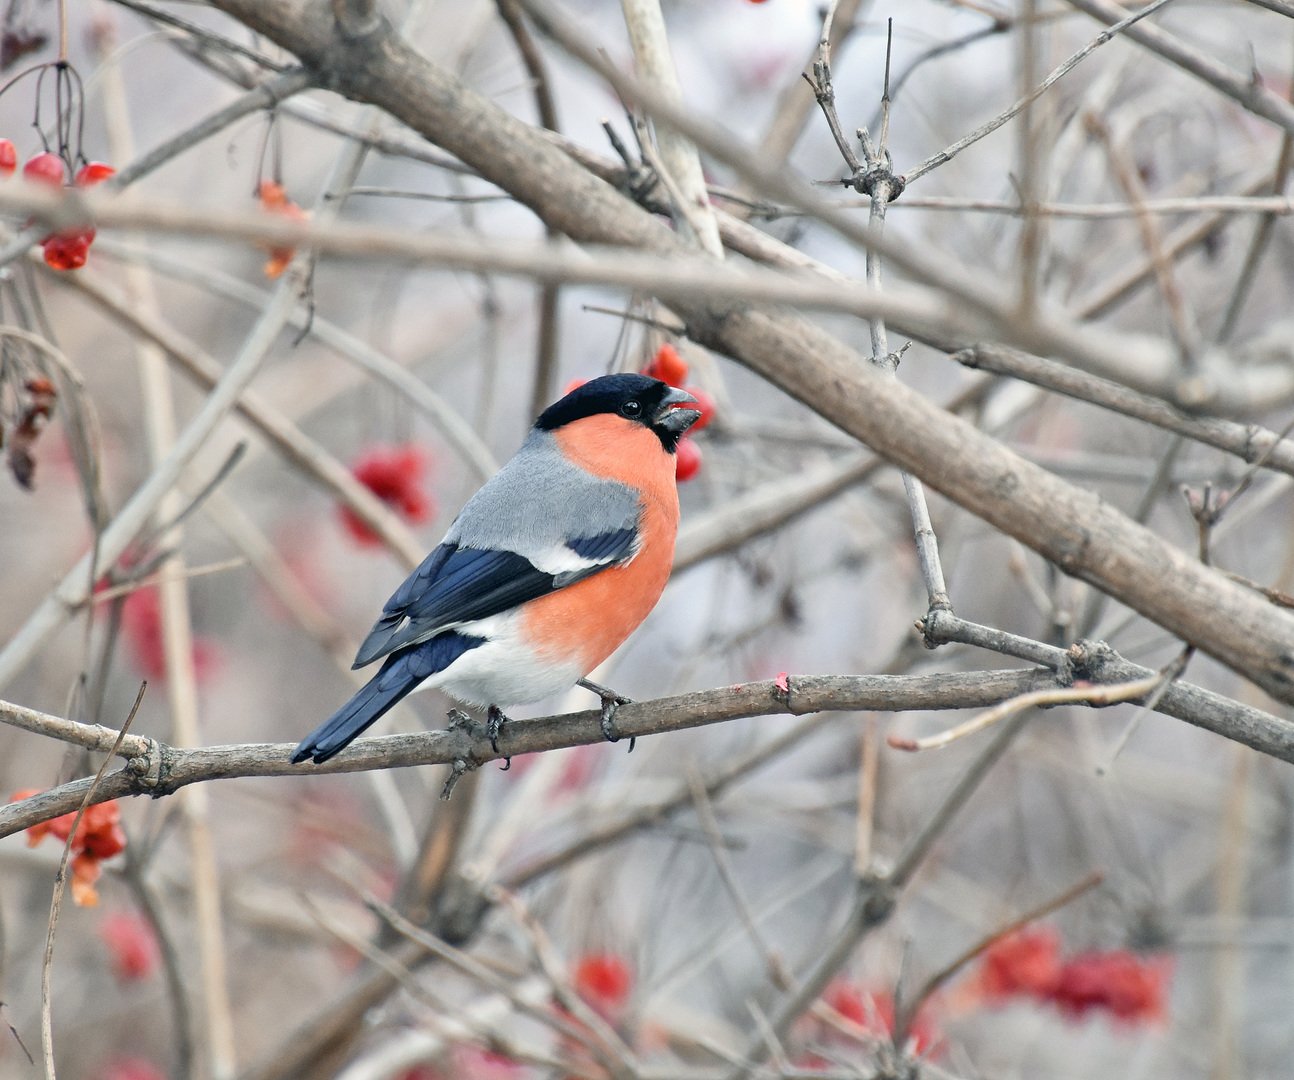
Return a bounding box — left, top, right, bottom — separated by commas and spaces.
954, 346, 1294, 478
0, 181, 1289, 414
887, 670, 1166, 753
904, 0, 1176, 184
40, 684, 145, 1079
895, 869, 1105, 1042
5, 646, 1294, 840
620, 0, 723, 256
1065, 0, 1294, 139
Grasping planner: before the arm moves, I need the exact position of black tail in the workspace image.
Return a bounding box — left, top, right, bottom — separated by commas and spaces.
291, 665, 413, 764
291, 631, 486, 764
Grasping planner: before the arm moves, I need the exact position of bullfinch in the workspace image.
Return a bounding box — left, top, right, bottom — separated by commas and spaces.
291, 373, 701, 764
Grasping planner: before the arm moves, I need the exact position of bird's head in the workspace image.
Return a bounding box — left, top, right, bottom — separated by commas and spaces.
536, 373, 701, 453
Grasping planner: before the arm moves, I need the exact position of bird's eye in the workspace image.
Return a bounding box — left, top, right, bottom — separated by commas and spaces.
621, 399, 643, 419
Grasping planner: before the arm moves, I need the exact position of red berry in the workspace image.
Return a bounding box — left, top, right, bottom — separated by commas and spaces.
340, 443, 436, 547
100, 911, 160, 982
0, 139, 17, 177
675, 437, 702, 481
23, 151, 65, 186
823, 980, 868, 1026
683, 385, 716, 431
642, 343, 688, 387
976, 927, 1062, 1001
97, 1058, 167, 1080
1049, 950, 1170, 1025
75, 161, 115, 187
573, 953, 633, 1018
42, 233, 91, 270
562, 378, 587, 396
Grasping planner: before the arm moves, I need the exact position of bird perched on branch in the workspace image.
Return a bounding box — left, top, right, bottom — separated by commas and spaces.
291, 373, 701, 765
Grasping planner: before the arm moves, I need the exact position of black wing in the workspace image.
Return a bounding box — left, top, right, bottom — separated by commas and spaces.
351, 527, 639, 668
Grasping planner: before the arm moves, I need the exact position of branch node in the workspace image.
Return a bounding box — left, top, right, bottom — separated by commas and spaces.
859, 875, 897, 927
1065, 639, 1111, 683
858, 162, 905, 201
127, 737, 164, 792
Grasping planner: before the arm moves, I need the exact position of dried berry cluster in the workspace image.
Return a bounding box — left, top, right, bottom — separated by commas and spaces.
9, 790, 126, 906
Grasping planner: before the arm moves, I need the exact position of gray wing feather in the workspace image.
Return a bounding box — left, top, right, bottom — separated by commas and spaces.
446, 430, 642, 555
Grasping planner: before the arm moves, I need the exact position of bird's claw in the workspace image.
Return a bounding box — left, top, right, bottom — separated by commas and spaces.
486, 704, 508, 755
580, 678, 635, 753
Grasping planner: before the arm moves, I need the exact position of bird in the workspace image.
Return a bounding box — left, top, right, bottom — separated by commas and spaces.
291, 373, 701, 765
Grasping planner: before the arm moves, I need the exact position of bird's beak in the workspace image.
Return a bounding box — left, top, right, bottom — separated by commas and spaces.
654, 385, 702, 436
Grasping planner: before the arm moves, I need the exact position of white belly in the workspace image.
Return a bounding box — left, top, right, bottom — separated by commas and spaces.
409, 613, 588, 708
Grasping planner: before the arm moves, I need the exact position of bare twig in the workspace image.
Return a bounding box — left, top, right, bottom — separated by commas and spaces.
954, 346, 1294, 478
1066, 0, 1294, 139
904, 0, 1176, 184
40, 684, 145, 1079
887, 670, 1166, 753
619, 0, 722, 255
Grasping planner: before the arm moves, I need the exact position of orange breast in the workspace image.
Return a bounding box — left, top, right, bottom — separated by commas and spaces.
521, 415, 680, 672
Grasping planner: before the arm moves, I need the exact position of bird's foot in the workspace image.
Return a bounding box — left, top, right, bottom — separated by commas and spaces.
447, 707, 511, 771
579, 677, 635, 753
486, 703, 512, 769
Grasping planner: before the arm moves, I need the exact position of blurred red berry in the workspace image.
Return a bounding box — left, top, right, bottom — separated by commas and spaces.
573, 953, 633, 1019
341, 443, 435, 546
562, 378, 587, 395
642, 343, 688, 387
823, 979, 868, 1026
119, 585, 220, 684
453, 1047, 521, 1079
0, 139, 16, 176
975, 927, 1062, 1001
394, 1068, 442, 1080
820, 982, 941, 1057
555, 743, 599, 796
75, 161, 115, 187
682, 385, 716, 431
1050, 950, 1170, 1025
257, 179, 306, 279
100, 910, 160, 982
23, 150, 65, 186
96, 1059, 167, 1080
674, 436, 701, 481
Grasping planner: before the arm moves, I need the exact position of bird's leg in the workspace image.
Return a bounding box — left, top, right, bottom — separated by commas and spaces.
486, 704, 509, 756
450, 707, 510, 770
578, 677, 635, 752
